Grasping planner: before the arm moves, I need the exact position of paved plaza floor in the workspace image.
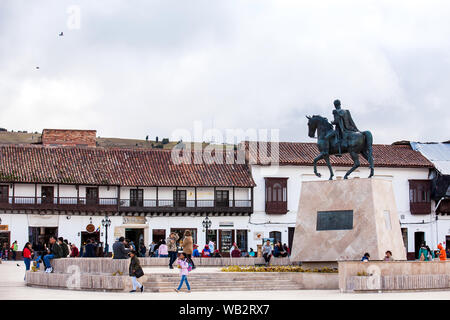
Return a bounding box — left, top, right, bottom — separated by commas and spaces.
1, 261, 449, 300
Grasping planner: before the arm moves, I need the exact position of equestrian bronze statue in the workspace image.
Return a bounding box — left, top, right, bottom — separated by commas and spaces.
306, 99, 374, 180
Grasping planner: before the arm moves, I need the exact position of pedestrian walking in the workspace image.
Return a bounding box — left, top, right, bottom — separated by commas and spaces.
167, 232, 179, 269
175, 253, 191, 293
128, 250, 144, 293
22, 242, 33, 280
182, 230, 196, 269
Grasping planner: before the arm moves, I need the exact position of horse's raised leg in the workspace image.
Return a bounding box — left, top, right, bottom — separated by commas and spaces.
313, 153, 325, 178
324, 154, 334, 180
344, 151, 360, 179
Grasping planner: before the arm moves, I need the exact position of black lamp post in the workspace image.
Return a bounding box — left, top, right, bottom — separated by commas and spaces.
202, 216, 212, 245
101, 216, 111, 256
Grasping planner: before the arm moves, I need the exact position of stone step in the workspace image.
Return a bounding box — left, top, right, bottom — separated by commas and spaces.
149, 273, 295, 279
144, 280, 295, 286
144, 284, 302, 292
148, 277, 295, 282
142, 272, 302, 292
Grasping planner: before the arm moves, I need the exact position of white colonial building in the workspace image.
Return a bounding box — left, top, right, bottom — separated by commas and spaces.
0, 130, 255, 257
0, 129, 447, 260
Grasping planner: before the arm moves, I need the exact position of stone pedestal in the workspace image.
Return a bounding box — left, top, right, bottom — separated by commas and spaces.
291, 178, 406, 262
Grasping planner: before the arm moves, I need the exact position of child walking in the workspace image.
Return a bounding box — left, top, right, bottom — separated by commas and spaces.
128, 250, 144, 293
175, 253, 191, 293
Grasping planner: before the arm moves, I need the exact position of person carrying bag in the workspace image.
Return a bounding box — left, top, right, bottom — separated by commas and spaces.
129, 250, 144, 293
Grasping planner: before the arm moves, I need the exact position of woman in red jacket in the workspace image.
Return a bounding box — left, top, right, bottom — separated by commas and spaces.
70, 244, 79, 257
23, 242, 33, 280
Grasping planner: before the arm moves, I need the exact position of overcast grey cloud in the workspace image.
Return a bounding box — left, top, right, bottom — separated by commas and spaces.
0, 0, 449, 144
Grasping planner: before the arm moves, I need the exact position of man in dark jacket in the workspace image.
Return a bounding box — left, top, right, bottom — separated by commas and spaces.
58, 237, 69, 257
83, 239, 96, 258
113, 237, 130, 259
44, 236, 63, 273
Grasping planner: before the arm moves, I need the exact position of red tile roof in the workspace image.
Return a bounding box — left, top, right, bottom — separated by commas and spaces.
0, 145, 255, 187
243, 141, 434, 168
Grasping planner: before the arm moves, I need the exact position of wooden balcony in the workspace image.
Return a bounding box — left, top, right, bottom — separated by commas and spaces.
410, 202, 431, 215
265, 201, 288, 214
119, 199, 253, 214
0, 196, 118, 213
0, 196, 253, 215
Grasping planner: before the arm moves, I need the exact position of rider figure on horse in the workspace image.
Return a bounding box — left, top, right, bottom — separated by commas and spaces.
325, 99, 359, 157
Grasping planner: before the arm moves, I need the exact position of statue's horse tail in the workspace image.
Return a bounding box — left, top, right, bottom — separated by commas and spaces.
362, 131, 374, 177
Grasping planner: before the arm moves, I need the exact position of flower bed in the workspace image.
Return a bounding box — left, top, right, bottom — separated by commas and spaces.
221, 265, 338, 273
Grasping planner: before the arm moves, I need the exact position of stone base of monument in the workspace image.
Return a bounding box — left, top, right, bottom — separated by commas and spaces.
291, 178, 406, 263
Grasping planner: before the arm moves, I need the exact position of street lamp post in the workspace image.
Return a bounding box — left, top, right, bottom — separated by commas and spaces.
101, 216, 111, 257
202, 216, 212, 246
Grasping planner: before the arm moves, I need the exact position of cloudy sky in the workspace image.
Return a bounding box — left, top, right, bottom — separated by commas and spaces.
0, 0, 449, 144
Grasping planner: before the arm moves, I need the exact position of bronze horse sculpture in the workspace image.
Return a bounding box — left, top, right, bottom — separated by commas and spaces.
306, 115, 374, 180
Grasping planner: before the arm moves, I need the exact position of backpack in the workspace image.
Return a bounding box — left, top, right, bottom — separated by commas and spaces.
187, 262, 193, 272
